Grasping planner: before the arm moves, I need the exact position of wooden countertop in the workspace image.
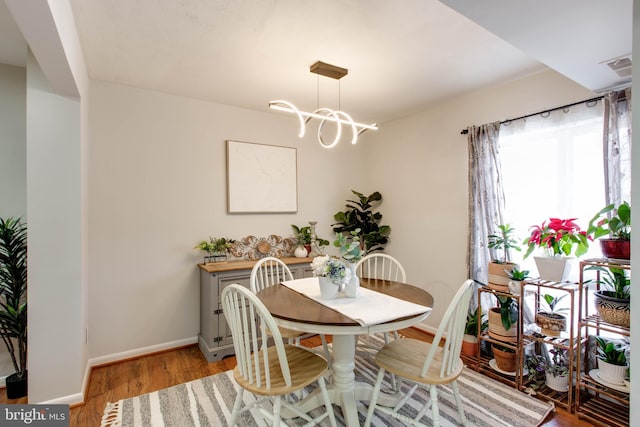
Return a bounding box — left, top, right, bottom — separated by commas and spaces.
197, 257, 314, 273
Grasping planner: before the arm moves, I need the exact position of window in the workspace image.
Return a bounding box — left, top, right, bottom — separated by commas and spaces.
498, 101, 605, 272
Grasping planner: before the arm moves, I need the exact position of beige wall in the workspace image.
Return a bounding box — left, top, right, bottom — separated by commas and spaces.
365, 69, 596, 330
0, 63, 26, 219
88, 69, 597, 360
87, 80, 368, 359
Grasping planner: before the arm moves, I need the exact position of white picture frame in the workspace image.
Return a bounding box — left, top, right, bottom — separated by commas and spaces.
226, 140, 298, 213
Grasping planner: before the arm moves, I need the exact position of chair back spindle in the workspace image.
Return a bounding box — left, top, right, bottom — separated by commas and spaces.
420, 279, 474, 379
222, 284, 291, 390
355, 253, 407, 282
251, 257, 295, 293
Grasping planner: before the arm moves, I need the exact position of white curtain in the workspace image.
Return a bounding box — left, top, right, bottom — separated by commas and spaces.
603, 88, 632, 207
467, 122, 504, 287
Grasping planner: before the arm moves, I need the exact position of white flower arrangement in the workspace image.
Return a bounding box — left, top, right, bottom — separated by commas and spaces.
310, 255, 352, 285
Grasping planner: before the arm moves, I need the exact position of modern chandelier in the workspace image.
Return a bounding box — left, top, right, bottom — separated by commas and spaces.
269, 61, 378, 148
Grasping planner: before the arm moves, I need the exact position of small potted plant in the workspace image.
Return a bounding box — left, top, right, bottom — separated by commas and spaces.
333, 229, 364, 297
310, 255, 351, 299
506, 267, 530, 295
195, 237, 235, 263
594, 336, 628, 385
535, 293, 569, 336
487, 224, 520, 291
462, 306, 488, 358
488, 295, 518, 342
525, 353, 548, 391
586, 265, 630, 327
587, 201, 631, 260
523, 217, 589, 282
545, 346, 570, 392
291, 224, 329, 257
491, 342, 517, 373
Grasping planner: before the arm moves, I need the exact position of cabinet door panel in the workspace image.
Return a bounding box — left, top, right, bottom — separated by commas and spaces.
218, 275, 251, 346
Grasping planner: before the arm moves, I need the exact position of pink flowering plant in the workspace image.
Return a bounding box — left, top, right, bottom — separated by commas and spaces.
523, 218, 589, 259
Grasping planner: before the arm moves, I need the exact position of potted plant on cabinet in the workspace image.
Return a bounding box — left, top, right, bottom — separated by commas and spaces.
0, 217, 28, 399
586, 265, 630, 327
594, 336, 628, 385
291, 224, 329, 257
587, 201, 631, 260
195, 237, 235, 263
523, 217, 589, 282
462, 306, 488, 358
488, 295, 518, 342
487, 224, 520, 291
332, 190, 390, 254
535, 293, 569, 336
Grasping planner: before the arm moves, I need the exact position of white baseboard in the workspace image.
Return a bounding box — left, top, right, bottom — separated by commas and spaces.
89, 336, 198, 367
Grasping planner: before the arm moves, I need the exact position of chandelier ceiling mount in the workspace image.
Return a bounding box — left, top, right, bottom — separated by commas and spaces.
269, 61, 378, 148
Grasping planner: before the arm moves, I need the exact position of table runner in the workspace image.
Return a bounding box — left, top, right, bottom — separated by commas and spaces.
281, 277, 431, 326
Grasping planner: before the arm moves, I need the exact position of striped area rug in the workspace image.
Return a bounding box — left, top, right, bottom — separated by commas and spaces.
101, 337, 554, 426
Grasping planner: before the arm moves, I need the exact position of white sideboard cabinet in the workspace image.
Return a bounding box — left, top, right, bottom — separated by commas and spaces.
197, 257, 314, 362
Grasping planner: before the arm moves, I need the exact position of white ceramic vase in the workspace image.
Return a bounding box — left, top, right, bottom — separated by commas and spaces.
318, 276, 339, 299
294, 245, 308, 258
344, 263, 359, 298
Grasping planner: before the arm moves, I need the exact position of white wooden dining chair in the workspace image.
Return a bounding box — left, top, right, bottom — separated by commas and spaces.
364, 279, 475, 427
222, 284, 337, 427
250, 257, 331, 366
355, 253, 407, 347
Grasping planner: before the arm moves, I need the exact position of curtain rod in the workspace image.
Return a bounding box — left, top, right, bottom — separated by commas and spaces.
460, 95, 604, 135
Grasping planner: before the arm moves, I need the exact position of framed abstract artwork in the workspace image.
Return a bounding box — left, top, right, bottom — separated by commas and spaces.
226, 140, 298, 213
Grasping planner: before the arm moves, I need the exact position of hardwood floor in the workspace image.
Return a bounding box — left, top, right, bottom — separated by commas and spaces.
0, 328, 594, 426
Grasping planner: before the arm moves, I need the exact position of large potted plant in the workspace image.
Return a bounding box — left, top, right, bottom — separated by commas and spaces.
586, 265, 630, 327
0, 217, 28, 398
535, 293, 569, 336
487, 224, 520, 291
332, 190, 390, 254
587, 201, 631, 260
523, 217, 589, 282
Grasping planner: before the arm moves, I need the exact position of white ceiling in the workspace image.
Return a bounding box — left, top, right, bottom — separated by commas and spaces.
0, 0, 632, 125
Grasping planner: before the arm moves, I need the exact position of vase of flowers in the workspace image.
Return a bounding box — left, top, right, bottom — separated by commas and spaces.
523, 218, 589, 281
310, 255, 350, 299
334, 229, 364, 298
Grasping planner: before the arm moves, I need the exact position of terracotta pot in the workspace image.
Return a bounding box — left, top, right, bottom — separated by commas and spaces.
535, 312, 567, 336
599, 239, 630, 260
488, 262, 517, 291
594, 290, 630, 327
461, 334, 479, 358
492, 345, 517, 373
488, 307, 517, 342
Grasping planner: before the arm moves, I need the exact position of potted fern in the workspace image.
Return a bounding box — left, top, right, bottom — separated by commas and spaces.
0, 217, 28, 398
